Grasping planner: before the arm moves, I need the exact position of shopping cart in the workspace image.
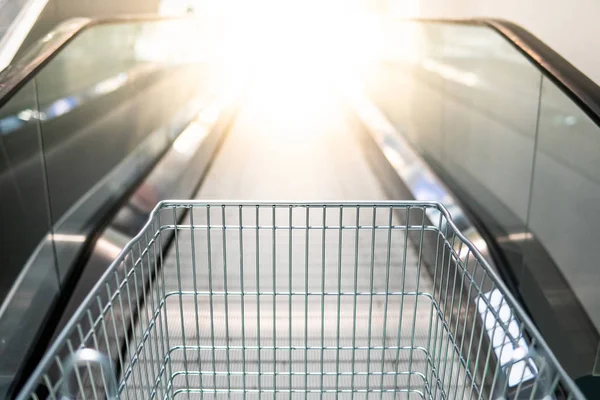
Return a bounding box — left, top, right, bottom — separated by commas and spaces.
17, 202, 583, 400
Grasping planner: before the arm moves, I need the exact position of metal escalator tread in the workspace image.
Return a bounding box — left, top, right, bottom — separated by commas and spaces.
195, 87, 387, 200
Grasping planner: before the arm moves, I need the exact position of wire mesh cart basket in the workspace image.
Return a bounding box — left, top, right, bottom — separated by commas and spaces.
17, 202, 584, 400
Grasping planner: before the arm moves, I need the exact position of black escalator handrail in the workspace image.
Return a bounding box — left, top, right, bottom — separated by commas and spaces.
406, 17, 600, 128
0, 14, 195, 109
487, 19, 600, 123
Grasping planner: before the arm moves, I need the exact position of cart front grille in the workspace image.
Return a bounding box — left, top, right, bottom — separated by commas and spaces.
18, 202, 583, 400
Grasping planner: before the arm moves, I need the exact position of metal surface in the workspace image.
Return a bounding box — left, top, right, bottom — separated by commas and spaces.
146, 202, 441, 399
16, 201, 584, 400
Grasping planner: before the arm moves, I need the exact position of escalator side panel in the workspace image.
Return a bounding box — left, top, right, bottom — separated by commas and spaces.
368, 19, 600, 381
0, 18, 224, 397
0, 80, 59, 399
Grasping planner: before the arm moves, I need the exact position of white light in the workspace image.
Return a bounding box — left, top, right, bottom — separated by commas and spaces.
96, 238, 122, 259
173, 121, 209, 155
508, 232, 533, 241
93, 73, 128, 96
50, 233, 86, 243
471, 237, 488, 253
423, 59, 479, 87
197, 104, 221, 125
564, 116, 577, 126
18, 109, 34, 121
477, 290, 537, 387
47, 98, 75, 118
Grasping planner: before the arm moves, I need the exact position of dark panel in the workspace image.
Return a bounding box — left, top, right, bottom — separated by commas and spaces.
38, 64, 213, 279
0, 80, 56, 303
526, 76, 600, 377
26, 20, 217, 279
0, 80, 60, 398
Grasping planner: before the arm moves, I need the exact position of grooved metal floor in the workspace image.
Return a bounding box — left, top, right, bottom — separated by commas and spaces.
124, 83, 467, 399
196, 83, 386, 201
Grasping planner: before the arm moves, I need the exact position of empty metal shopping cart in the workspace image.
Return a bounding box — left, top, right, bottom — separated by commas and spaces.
17, 202, 584, 399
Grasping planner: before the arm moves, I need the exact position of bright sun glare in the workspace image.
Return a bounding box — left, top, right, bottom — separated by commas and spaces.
200, 0, 384, 105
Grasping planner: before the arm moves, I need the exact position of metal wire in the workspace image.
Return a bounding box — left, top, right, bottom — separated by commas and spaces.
16, 202, 585, 400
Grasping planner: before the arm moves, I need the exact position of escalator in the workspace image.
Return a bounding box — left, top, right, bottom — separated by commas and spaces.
0, 15, 599, 399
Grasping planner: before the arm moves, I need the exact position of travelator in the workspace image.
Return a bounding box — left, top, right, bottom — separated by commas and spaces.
0, 15, 599, 399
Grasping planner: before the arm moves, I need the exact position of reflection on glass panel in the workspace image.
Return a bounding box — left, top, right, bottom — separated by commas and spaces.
529, 77, 600, 331
371, 21, 541, 224
367, 22, 445, 163
443, 98, 538, 222
434, 23, 541, 223
0, 79, 59, 399
32, 20, 218, 280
